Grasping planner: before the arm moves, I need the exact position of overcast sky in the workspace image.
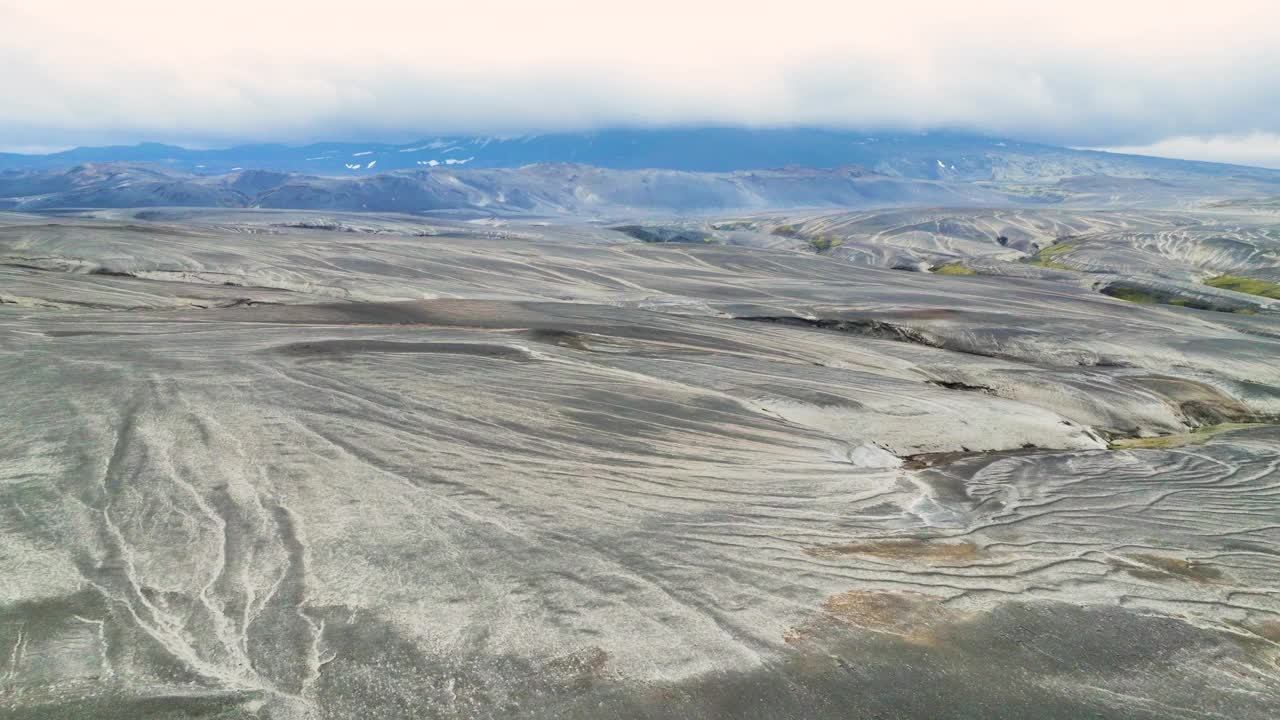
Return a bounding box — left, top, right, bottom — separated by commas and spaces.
3, 0, 1280, 166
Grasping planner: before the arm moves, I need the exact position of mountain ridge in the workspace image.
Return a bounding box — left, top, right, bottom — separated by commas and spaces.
6, 128, 1280, 183
4, 158, 1279, 216
0, 162, 1014, 216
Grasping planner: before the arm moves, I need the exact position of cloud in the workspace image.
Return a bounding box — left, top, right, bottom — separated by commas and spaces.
1092, 133, 1280, 170
2, 0, 1279, 162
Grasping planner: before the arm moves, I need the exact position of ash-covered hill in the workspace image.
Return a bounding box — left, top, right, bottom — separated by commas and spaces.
0, 163, 1009, 216
2, 206, 1279, 719
4, 159, 1278, 216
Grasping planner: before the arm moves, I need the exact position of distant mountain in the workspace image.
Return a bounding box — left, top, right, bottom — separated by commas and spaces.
6, 128, 1280, 216
5, 129, 1280, 184
0, 163, 1012, 216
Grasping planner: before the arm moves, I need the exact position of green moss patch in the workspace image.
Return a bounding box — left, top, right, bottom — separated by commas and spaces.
1204, 274, 1280, 300
808, 235, 844, 253
1100, 284, 1251, 313
1109, 423, 1273, 450
932, 264, 977, 275
1101, 286, 1162, 304
1025, 241, 1077, 270
770, 225, 844, 254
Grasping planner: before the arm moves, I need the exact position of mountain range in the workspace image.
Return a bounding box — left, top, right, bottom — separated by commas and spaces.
4, 129, 1280, 216
6, 128, 1280, 181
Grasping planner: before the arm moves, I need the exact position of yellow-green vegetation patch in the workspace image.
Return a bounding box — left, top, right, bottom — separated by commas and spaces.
1109, 423, 1273, 450
1101, 284, 1251, 314
932, 264, 977, 275
808, 235, 844, 253
995, 185, 1075, 203
1025, 240, 1077, 270
769, 224, 844, 253
1204, 274, 1280, 300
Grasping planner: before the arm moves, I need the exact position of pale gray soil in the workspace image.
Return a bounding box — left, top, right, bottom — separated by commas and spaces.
2, 209, 1278, 719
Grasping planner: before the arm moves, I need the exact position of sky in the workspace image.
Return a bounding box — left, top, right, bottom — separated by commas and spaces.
3, 0, 1280, 166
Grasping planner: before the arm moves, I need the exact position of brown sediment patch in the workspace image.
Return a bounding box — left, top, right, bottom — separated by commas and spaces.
901, 450, 971, 470
786, 590, 966, 648
1242, 619, 1280, 643
805, 538, 981, 563
901, 446, 1046, 470
1229, 619, 1280, 671
1127, 375, 1257, 425
1110, 553, 1226, 584
545, 646, 613, 688
820, 590, 963, 645
782, 627, 810, 646
526, 328, 597, 351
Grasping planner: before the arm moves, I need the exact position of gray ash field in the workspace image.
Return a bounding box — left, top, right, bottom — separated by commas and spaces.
2, 206, 1280, 719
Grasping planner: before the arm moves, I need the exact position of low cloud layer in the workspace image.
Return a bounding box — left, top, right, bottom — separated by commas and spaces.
3, 1, 1279, 164
1096, 133, 1280, 170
